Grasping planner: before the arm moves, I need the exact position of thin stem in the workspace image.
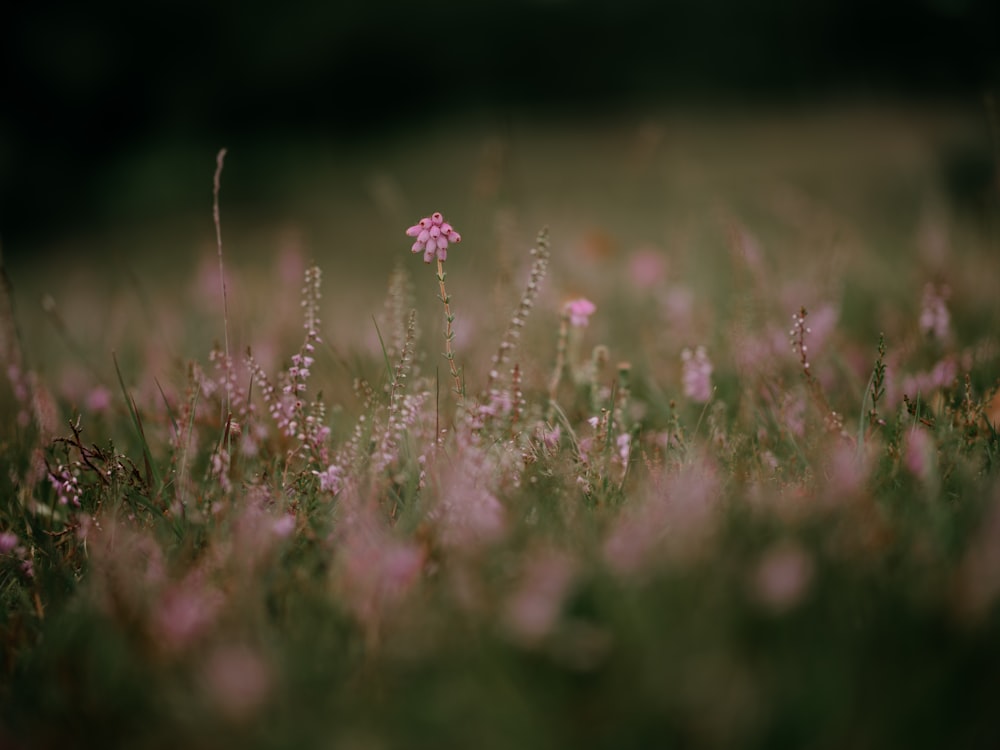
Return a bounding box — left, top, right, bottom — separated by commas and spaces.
213, 148, 231, 423
436, 258, 462, 396
547, 312, 570, 421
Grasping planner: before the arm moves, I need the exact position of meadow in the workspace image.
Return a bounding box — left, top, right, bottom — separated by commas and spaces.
2, 103, 999, 749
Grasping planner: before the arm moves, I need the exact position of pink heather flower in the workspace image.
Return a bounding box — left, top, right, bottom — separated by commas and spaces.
564, 297, 596, 328
406, 211, 462, 263
604, 456, 721, 574
904, 426, 935, 481
0, 532, 18, 554
272, 513, 296, 538
154, 578, 224, 652
751, 541, 814, 614
616, 433, 631, 464
542, 424, 561, 450
49, 464, 82, 507
919, 282, 950, 340
681, 346, 713, 403
503, 550, 578, 644
85, 385, 113, 413
627, 247, 667, 289
314, 464, 343, 495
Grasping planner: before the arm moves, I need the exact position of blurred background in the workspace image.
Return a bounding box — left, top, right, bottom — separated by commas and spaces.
2, 0, 998, 256
2, 0, 999, 395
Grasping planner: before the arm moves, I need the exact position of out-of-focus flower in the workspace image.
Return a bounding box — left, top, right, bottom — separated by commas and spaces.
627, 247, 667, 289
0, 531, 18, 554
919, 282, 950, 341
85, 385, 113, 413
406, 212, 462, 263
202, 645, 271, 721
904, 426, 935, 481
153, 575, 224, 652
314, 464, 343, 495
503, 550, 578, 644
272, 513, 296, 538
751, 541, 815, 614
616, 433, 631, 464
681, 346, 713, 403
564, 298, 596, 328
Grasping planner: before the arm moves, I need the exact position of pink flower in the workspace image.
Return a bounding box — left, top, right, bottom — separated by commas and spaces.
406, 211, 462, 263
154, 577, 224, 652
919, 282, 950, 340
904, 427, 935, 481
272, 513, 296, 538
627, 247, 667, 289
85, 385, 113, 413
503, 550, 578, 644
0, 532, 18, 554
564, 298, 596, 328
751, 541, 814, 614
314, 464, 343, 494
681, 346, 713, 403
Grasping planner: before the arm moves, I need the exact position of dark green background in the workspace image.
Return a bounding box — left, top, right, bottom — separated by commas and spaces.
2, 0, 998, 255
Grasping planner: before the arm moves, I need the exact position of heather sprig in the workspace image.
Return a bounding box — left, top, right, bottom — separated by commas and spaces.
373, 309, 419, 475
681, 345, 714, 403
246, 265, 329, 469
547, 296, 596, 421
406, 212, 464, 398
867, 332, 888, 429
486, 229, 550, 407
790, 306, 842, 433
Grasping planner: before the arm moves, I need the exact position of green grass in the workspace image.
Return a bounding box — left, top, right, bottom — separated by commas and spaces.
2, 103, 999, 749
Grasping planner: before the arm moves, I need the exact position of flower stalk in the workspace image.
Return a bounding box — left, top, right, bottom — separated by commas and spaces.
406, 212, 464, 398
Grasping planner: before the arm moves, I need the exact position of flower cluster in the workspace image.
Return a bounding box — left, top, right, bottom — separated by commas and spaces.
789, 308, 811, 370
48, 462, 83, 507
0, 531, 34, 578
406, 212, 462, 263
564, 298, 596, 328
681, 346, 714, 403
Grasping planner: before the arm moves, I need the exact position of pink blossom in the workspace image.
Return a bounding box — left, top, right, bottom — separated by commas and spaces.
49, 464, 82, 507
616, 433, 631, 464
604, 456, 721, 573
751, 541, 814, 614
336, 518, 425, 627
433, 454, 507, 549
272, 513, 296, 538
503, 550, 578, 643
919, 282, 950, 340
314, 464, 343, 494
541, 424, 561, 450
85, 385, 113, 413
564, 297, 596, 328
154, 576, 224, 652
901, 357, 958, 398
681, 346, 713, 403
904, 427, 935, 481
406, 211, 462, 263
627, 247, 667, 289
0, 532, 18, 554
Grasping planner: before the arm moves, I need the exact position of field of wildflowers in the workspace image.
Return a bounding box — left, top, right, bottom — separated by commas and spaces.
2, 106, 999, 749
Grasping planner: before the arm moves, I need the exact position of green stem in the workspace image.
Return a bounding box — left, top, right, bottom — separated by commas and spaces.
436, 258, 463, 397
